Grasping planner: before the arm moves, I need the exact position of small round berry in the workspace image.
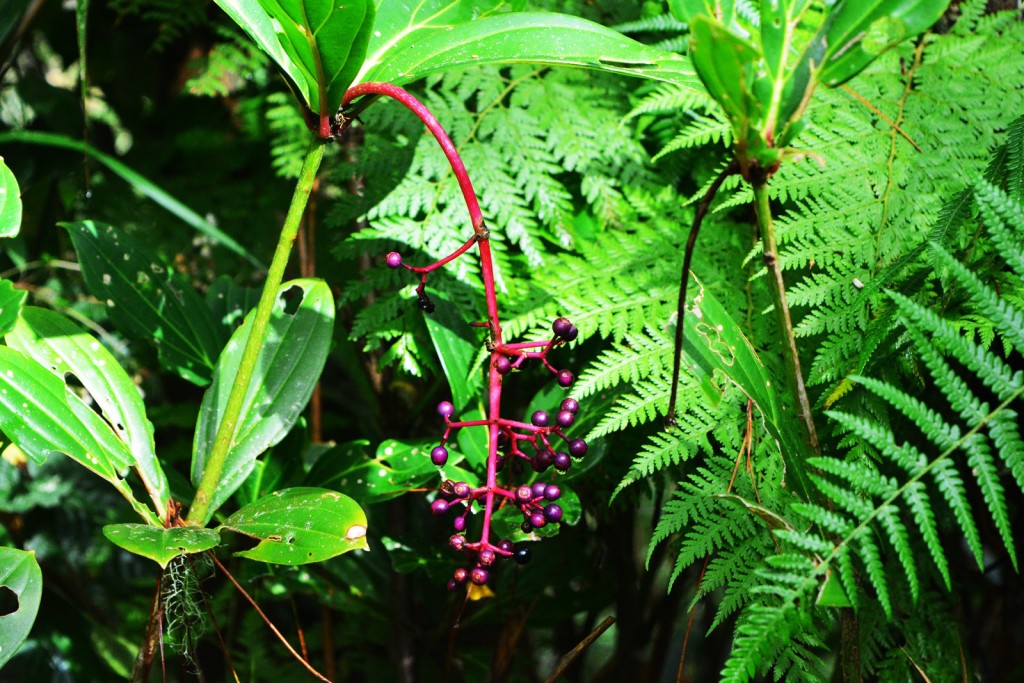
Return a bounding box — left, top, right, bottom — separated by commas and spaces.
495, 356, 512, 375
552, 317, 573, 338
531, 410, 550, 427
564, 325, 579, 342
431, 499, 449, 515
385, 252, 403, 269
495, 455, 506, 472
544, 504, 563, 523
554, 452, 572, 472
536, 449, 555, 468
516, 485, 534, 504
479, 549, 496, 566
453, 567, 468, 583
437, 401, 455, 419
531, 482, 548, 499
521, 520, 533, 533
556, 370, 574, 388
561, 397, 579, 414
450, 535, 466, 551
453, 516, 467, 532
544, 484, 561, 501
453, 482, 471, 499
513, 546, 532, 565
556, 410, 575, 428
568, 438, 588, 458
497, 539, 514, 553
470, 568, 489, 585
418, 296, 436, 313
446, 579, 459, 592
529, 512, 547, 529
431, 446, 449, 466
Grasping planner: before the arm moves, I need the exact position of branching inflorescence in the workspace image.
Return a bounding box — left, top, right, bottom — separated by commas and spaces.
341, 82, 587, 590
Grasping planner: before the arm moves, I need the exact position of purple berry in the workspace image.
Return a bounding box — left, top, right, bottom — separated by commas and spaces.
516, 485, 533, 504
431, 446, 448, 466
453, 482, 471, 499
495, 455, 506, 472
536, 449, 555, 469
479, 549, 496, 566
470, 568, 489, 585
544, 484, 561, 501
553, 452, 571, 472
453, 516, 467, 532
513, 546, 532, 565
521, 520, 533, 533
556, 370, 574, 388
552, 317, 573, 338
568, 438, 588, 458
446, 579, 459, 592
498, 540, 514, 553
529, 512, 547, 529
454, 568, 468, 583
418, 295, 435, 313
450, 535, 466, 551
385, 252, 403, 268
437, 401, 455, 419
495, 356, 512, 375
531, 482, 548, 499
543, 504, 563, 523
531, 410, 550, 427
431, 499, 449, 515
564, 325, 579, 342
556, 410, 575, 428
561, 398, 579, 414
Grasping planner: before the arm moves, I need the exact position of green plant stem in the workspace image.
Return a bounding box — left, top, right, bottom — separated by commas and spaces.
751, 177, 819, 468
187, 137, 325, 526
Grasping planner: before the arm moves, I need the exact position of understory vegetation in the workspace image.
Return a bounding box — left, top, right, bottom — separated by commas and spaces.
0, 0, 1022, 681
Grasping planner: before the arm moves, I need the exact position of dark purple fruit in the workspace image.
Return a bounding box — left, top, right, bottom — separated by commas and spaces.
431, 499, 449, 515
431, 446, 448, 466
513, 546, 532, 565
495, 356, 512, 374
531, 410, 550, 427
437, 401, 455, 419
516, 485, 533, 504
561, 397, 579, 414
556, 370, 574, 388
568, 438, 588, 458
386, 252, 403, 268
556, 410, 575, 428
450, 535, 466, 551
552, 317, 573, 338
470, 568, 489, 585
544, 484, 561, 501
553, 452, 571, 472
543, 504, 563, 523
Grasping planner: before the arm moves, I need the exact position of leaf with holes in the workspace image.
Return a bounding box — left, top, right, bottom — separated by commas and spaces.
357, 11, 695, 88
0, 279, 26, 337
0, 157, 21, 238
191, 279, 334, 524
102, 524, 220, 568
7, 307, 170, 516
218, 487, 368, 564
213, 0, 374, 135
64, 221, 225, 386
0, 547, 41, 668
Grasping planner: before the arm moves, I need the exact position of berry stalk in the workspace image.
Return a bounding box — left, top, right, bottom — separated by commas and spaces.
343, 83, 587, 589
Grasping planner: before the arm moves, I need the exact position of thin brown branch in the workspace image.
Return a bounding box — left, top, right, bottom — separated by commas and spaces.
840, 84, 922, 153
544, 616, 616, 683
208, 552, 333, 682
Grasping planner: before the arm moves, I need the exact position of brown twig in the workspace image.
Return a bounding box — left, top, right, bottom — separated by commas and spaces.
544, 616, 616, 683
840, 84, 922, 153
667, 161, 740, 427
207, 552, 333, 682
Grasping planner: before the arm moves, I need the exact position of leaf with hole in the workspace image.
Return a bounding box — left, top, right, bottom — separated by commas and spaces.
0, 547, 42, 669
64, 221, 225, 386
191, 279, 334, 524
218, 487, 368, 564
102, 524, 221, 568
7, 307, 169, 516
0, 157, 21, 239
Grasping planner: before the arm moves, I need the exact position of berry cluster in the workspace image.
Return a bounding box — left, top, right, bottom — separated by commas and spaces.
347, 81, 586, 592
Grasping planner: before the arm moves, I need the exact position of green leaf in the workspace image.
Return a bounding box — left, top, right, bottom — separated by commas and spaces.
423, 291, 481, 413
687, 15, 760, 139
64, 221, 225, 386
0, 132, 262, 267
668, 0, 737, 24
0, 156, 21, 238
357, 12, 695, 88
218, 487, 368, 564
0, 346, 159, 524
6, 307, 170, 516
818, 0, 950, 87
213, 0, 375, 126
0, 279, 26, 337
102, 524, 220, 568
0, 547, 41, 669
191, 279, 334, 523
